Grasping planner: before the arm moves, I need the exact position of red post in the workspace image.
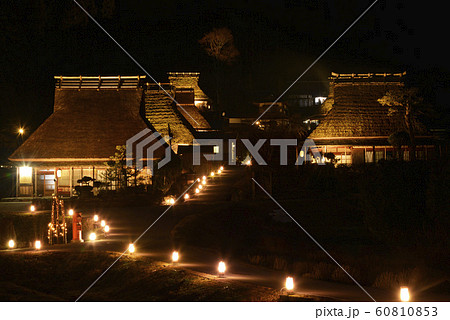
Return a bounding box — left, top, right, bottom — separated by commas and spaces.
72, 212, 83, 242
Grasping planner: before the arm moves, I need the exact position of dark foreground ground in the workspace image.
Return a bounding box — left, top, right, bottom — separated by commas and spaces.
0, 250, 283, 302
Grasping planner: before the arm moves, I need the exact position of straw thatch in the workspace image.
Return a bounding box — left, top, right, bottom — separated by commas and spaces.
309, 72, 427, 142
143, 88, 195, 146
167, 72, 209, 102
9, 88, 164, 163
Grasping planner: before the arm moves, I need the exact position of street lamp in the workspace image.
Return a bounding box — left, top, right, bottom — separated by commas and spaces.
18, 128, 24, 135
93, 215, 99, 222
218, 261, 226, 277
400, 286, 410, 302
35, 240, 41, 250
68, 209, 74, 216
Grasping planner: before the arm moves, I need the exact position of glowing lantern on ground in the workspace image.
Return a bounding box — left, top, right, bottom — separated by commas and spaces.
172, 251, 179, 263
104, 225, 110, 233
197, 178, 200, 182
210, 171, 215, 177
68, 209, 74, 216
218, 169, 222, 174
101, 220, 106, 227
220, 166, 224, 171
400, 286, 410, 302
8, 239, 15, 248
201, 180, 206, 185
128, 243, 135, 254
169, 198, 175, 205
218, 261, 226, 276
35, 240, 41, 250
202, 176, 206, 181
184, 193, 189, 200
245, 159, 252, 166
195, 188, 200, 194
89, 233, 96, 241
198, 184, 203, 190
286, 276, 294, 292
30, 205, 36, 213
93, 215, 99, 222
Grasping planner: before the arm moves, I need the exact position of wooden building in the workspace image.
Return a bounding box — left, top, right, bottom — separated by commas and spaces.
308, 72, 434, 165
9, 74, 213, 197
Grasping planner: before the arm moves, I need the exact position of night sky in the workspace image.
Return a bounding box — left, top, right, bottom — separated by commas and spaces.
0, 0, 448, 162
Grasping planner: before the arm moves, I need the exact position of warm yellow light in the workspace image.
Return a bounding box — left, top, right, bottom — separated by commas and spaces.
184, 193, 189, 200
68, 209, 74, 216
197, 178, 200, 182
198, 184, 203, 190
245, 159, 252, 166
218, 261, 226, 274
286, 276, 294, 291
18, 128, 24, 135
89, 233, 96, 241
30, 205, 36, 212
19, 166, 32, 184
101, 220, 106, 227
8, 239, 15, 248
56, 169, 62, 178
201, 180, 206, 185
93, 215, 99, 222
195, 188, 200, 194
104, 225, 110, 233
202, 176, 206, 180
217, 169, 222, 174
128, 243, 135, 254
172, 251, 179, 263
169, 198, 175, 205
210, 171, 215, 177
220, 166, 224, 171
35, 240, 41, 250
400, 286, 410, 302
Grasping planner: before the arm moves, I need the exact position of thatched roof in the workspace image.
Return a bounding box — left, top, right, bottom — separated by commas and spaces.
309, 72, 427, 142
167, 72, 209, 102
176, 105, 211, 130
143, 87, 195, 146
10, 86, 165, 163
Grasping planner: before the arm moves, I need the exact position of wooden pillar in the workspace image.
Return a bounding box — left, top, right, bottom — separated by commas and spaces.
15, 167, 19, 197
69, 167, 73, 197
34, 168, 38, 197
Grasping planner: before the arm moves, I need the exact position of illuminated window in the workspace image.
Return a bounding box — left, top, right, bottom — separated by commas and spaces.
213, 145, 220, 154
19, 167, 32, 184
